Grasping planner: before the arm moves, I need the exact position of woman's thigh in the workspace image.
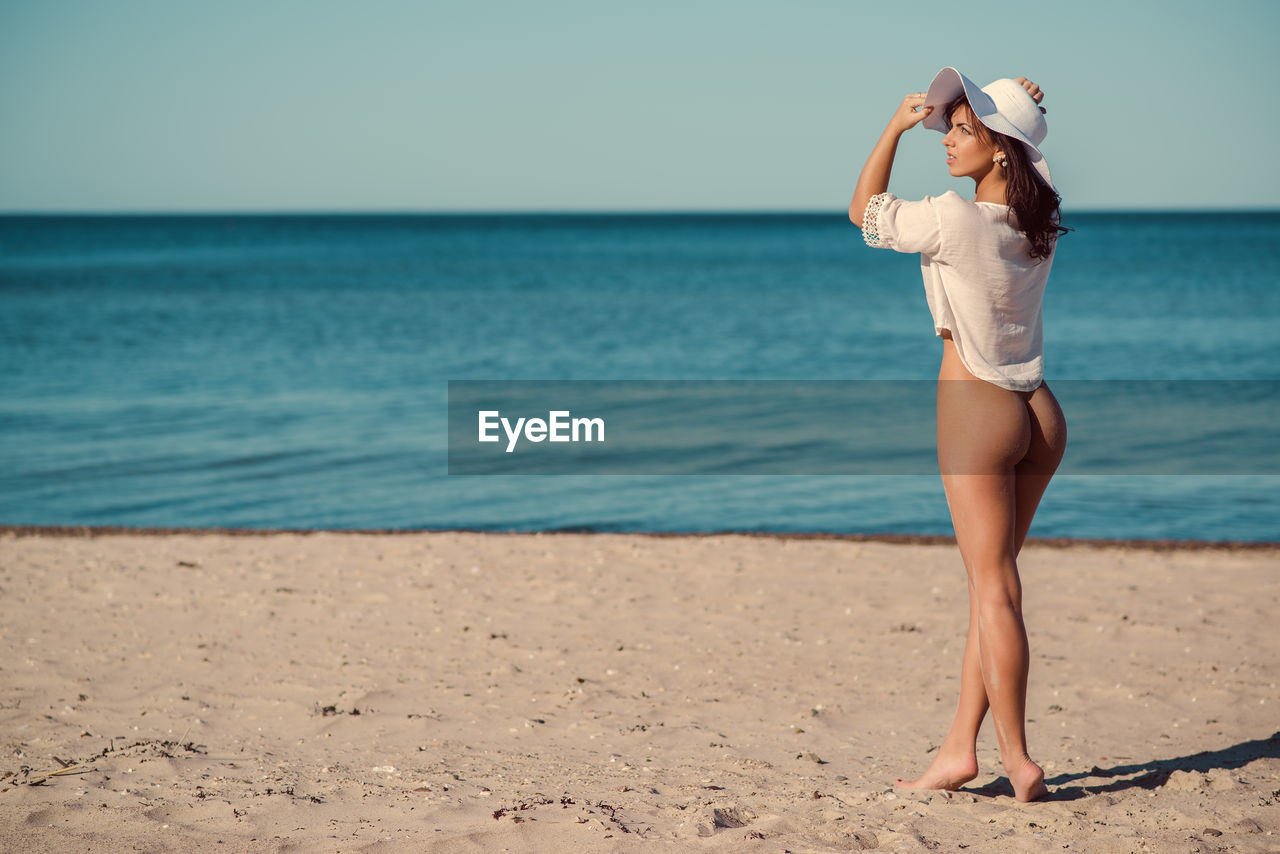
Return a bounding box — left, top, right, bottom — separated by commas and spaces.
936, 379, 1028, 569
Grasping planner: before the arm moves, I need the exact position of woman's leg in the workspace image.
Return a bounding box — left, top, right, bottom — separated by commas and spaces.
899, 382, 1064, 792
896, 572, 985, 790
948, 382, 1065, 767
940, 470, 1046, 801
898, 368, 1053, 800
1012, 381, 1067, 553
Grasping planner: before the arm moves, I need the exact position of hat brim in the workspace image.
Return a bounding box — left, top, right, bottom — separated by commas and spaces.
921, 67, 1055, 192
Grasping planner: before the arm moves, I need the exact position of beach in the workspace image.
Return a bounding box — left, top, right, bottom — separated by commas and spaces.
1, 529, 1277, 852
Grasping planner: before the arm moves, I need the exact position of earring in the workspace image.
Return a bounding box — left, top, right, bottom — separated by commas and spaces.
994, 154, 1008, 168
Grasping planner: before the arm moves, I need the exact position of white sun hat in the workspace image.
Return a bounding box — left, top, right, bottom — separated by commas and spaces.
921, 67, 1054, 192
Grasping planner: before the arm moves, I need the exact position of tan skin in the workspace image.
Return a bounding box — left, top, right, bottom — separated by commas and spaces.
850, 79, 1065, 803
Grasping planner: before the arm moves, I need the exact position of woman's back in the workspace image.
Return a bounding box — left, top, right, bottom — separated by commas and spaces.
864, 188, 1053, 391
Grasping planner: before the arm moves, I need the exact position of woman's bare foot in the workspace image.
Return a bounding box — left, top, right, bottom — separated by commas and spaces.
1007, 755, 1048, 802
895, 750, 979, 791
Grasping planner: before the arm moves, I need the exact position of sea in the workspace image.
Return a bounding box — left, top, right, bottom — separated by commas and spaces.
1, 212, 1277, 542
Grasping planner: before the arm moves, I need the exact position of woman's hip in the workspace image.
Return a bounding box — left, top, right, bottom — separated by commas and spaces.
936, 343, 1067, 473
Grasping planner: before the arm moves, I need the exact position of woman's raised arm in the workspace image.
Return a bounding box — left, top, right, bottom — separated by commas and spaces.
848, 93, 932, 227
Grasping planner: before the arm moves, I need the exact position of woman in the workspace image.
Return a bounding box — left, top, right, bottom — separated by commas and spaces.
848, 68, 1068, 802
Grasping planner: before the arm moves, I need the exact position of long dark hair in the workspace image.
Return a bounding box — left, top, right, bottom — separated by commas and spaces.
947, 96, 1068, 260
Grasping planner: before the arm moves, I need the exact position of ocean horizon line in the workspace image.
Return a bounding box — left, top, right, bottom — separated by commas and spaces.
3, 207, 1279, 219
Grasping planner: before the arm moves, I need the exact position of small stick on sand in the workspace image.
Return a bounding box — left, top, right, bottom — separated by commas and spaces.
26, 765, 87, 785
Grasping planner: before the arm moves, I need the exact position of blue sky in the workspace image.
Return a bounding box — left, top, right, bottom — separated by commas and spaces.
2, 0, 1277, 212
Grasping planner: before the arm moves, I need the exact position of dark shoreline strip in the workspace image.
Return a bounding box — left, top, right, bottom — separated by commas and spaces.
0, 525, 1275, 552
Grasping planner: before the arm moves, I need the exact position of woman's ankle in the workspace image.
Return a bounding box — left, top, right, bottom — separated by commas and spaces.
1002, 752, 1037, 774
938, 734, 979, 757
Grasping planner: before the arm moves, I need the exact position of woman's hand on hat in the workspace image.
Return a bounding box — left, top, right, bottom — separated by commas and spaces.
889, 92, 932, 134
1014, 77, 1048, 114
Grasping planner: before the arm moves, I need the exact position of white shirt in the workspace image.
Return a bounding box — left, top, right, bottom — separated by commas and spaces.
862, 190, 1053, 392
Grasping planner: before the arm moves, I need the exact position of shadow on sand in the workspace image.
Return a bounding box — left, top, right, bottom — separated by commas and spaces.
966, 731, 1280, 802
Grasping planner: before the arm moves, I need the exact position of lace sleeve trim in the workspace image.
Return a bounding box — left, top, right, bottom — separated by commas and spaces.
862, 193, 891, 248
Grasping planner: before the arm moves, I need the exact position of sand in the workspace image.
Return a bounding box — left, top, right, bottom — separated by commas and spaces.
1, 529, 1277, 852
